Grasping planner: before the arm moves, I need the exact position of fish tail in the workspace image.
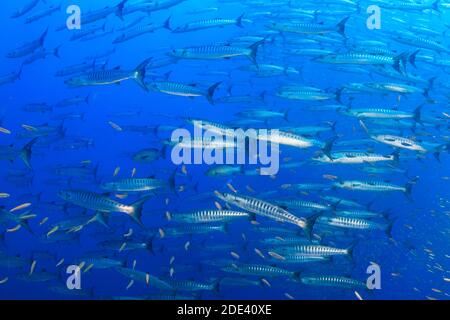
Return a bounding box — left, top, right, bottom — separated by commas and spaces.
133, 58, 152, 91
39, 27, 49, 46
413, 104, 424, 124
236, 13, 245, 27
146, 235, 155, 255
247, 39, 265, 66
18, 213, 34, 234
129, 196, 151, 227
408, 50, 420, 68
322, 136, 337, 160
336, 16, 350, 38
20, 138, 38, 170
432, 0, 441, 12
303, 213, 320, 239
212, 279, 221, 293
88, 212, 110, 228
292, 271, 301, 281
405, 177, 419, 196
115, 0, 128, 20
53, 45, 62, 58
206, 81, 222, 105
393, 52, 408, 74
163, 16, 172, 30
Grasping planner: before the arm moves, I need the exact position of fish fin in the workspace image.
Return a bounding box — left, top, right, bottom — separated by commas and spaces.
303, 213, 320, 239
336, 16, 350, 38
129, 196, 151, 227
163, 16, 172, 30
133, 58, 152, 91
236, 13, 245, 27
115, 0, 128, 20
206, 81, 222, 105
20, 138, 38, 170
247, 39, 265, 66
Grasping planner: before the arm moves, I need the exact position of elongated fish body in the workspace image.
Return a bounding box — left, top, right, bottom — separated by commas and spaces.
163, 224, 226, 236
75, 257, 123, 269
172, 16, 244, 33
371, 135, 427, 152
6, 28, 48, 58
258, 130, 321, 149
315, 152, 396, 164
113, 24, 162, 44
277, 86, 336, 101
11, 0, 40, 18
148, 81, 221, 104
172, 138, 237, 150
66, 58, 151, 91
101, 178, 167, 192
171, 45, 253, 60
301, 276, 366, 289
273, 254, 331, 264
277, 200, 329, 212
171, 210, 249, 223
164, 279, 219, 292
333, 180, 408, 193
334, 209, 384, 219
269, 17, 349, 36
222, 263, 297, 278
215, 192, 311, 232
273, 245, 350, 257
0, 69, 21, 86
320, 196, 364, 208
344, 108, 415, 119
317, 216, 386, 231
57, 190, 135, 214
366, 82, 423, 94
377, 1, 440, 11
260, 237, 315, 246
25, 5, 61, 24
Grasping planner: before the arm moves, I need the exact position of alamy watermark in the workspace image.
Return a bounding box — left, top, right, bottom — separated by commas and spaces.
367, 5, 381, 30
66, 5, 81, 30
170, 122, 280, 176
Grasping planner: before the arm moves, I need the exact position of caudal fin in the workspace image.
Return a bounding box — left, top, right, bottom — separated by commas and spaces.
236, 13, 245, 27
129, 196, 152, 227
247, 39, 265, 66
115, 0, 128, 20
206, 81, 222, 105
336, 17, 350, 37
20, 138, 38, 170
133, 58, 152, 91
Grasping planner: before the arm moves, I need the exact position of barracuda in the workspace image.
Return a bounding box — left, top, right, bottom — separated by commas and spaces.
277, 86, 338, 101
163, 224, 227, 236
316, 52, 410, 73
271, 254, 331, 264
317, 215, 387, 231
6, 28, 48, 58
333, 179, 416, 195
147, 81, 221, 104
171, 14, 245, 32
334, 209, 385, 219
272, 244, 352, 257
169, 40, 264, 65
276, 200, 330, 212
215, 191, 316, 237
269, 17, 349, 37
342, 106, 421, 121
57, 190, 151, 226
171, 210, 250, 223
301, 276, 366, 289
66, 58, 151, 91
101, 178, 169, 192
371, 134, 427, 152
222, 263, 300, 278
314, 151, 398, 164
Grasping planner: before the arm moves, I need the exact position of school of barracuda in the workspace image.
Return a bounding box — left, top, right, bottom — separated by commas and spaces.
0, 0, 449, 300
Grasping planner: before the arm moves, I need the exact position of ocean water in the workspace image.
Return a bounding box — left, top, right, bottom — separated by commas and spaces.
0, 0, 449, 300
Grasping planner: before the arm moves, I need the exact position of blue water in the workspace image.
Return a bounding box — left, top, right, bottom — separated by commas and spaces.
0, 0, 449, 300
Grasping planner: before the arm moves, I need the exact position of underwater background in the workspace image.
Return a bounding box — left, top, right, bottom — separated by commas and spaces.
0, 0, 449, 300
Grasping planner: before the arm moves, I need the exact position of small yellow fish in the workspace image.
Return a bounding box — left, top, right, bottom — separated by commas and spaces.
29, 260, 37, 276
22, 124, 37, 131
0, 193, 10, 198
123, 228, 133, 237
230, 251, 240, 259
56, 258, 64, 268
268, 251, 285, 260
113, 167, 120, 176
0, 277, 8, 284
181, 165, 188, 175
0, 127, 11, 134
6, 225, 21, 233
131, 168, 136, 177
84, 264, 94, 273
227, 183, 237, 193
126, 280, 134, 290
284, 293, 294, 300
184, 241, 190, 251
159, 228, 165, 238
119, 242, 127, 252
261, 278, 271, 287
145, 273, 150, 286
254, 248, 265, 259
170, 256, 175, 265
39, 217, 48, 226
169, 267, 175, 277
165, 211, 172, 221
214, 201, 222, 210
108, 121, 122, 131
354, 291, 363, 300
10, 202, 31, 212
